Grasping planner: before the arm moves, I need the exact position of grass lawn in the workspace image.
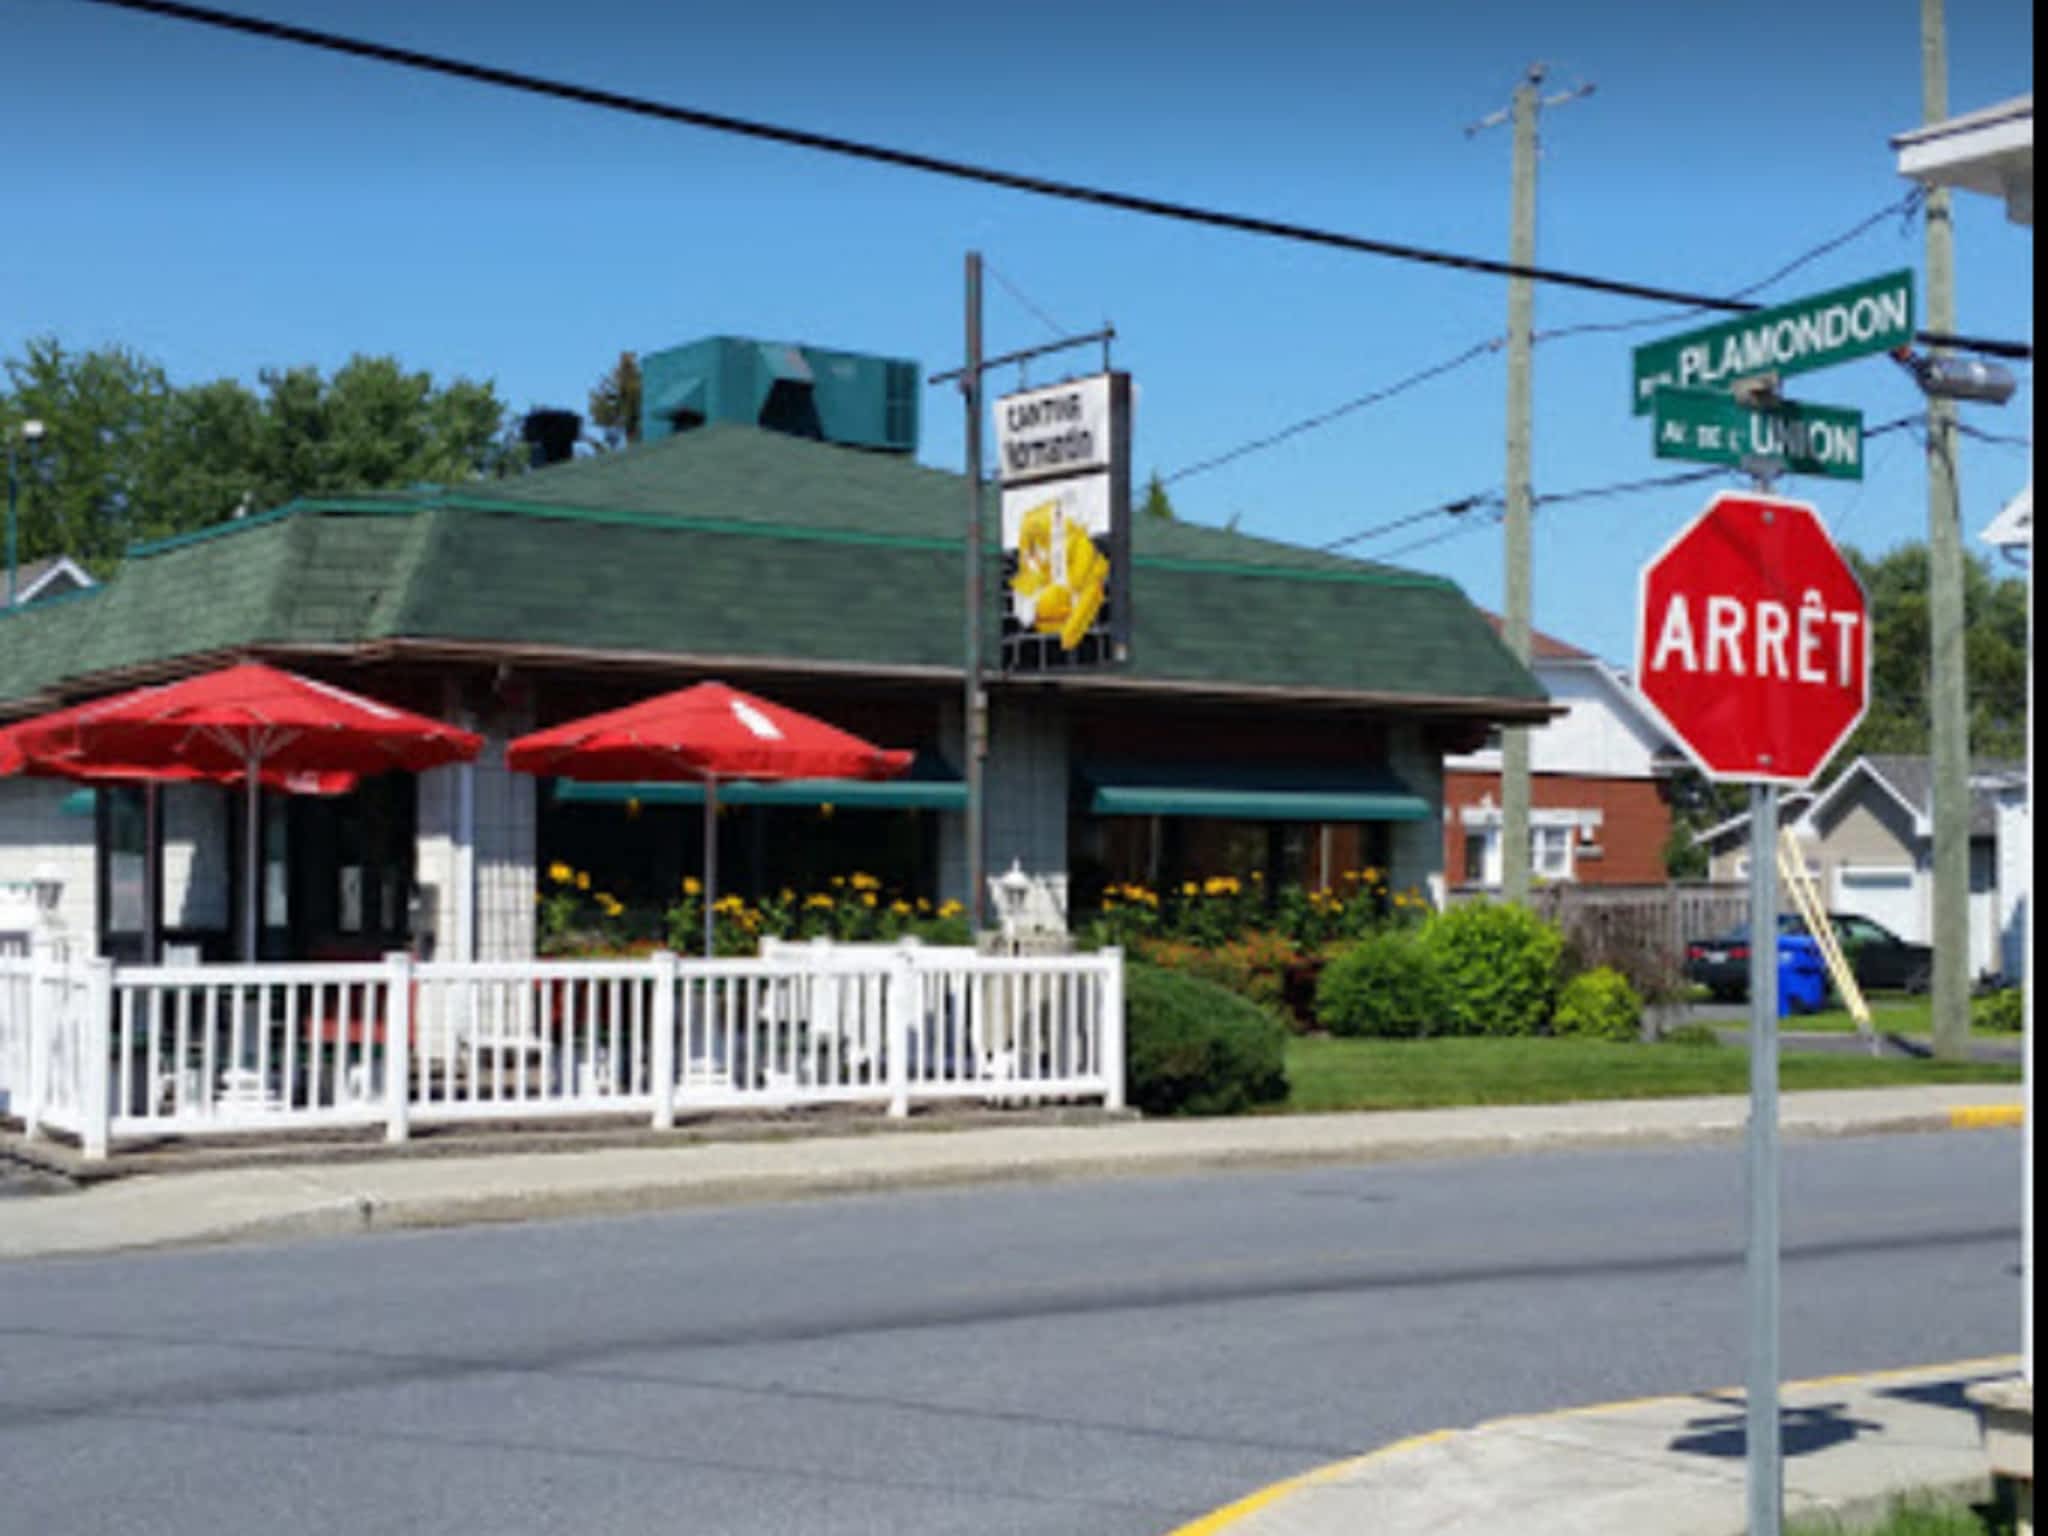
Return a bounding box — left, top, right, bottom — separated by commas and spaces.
1279, 1035, 2021, 1115
1783, 994, 1934, 1035
1788, 1492, 2012, 1535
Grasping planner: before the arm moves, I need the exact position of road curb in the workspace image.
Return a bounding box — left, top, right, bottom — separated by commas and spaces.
1, 1095, 2024, 1261
1161, 1356, 2023, 1536
1950, 1104, 2026, 1129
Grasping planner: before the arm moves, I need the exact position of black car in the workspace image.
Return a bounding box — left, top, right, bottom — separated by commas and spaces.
1685, 911, 1933, 1002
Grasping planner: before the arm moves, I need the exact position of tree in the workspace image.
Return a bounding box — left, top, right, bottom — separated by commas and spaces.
1139, 471, 1176, 521
1828, 541, 2029, 770
588, 351, 642, 450
3, 338, 172, 570
1, 338, 515, 571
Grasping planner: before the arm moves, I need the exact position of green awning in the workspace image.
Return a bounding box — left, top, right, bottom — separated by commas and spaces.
1081, 759, 1430, 823
552, 752, 963, 811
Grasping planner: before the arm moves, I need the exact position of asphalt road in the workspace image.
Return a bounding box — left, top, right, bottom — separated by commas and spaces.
0, 1132, 2023, 1536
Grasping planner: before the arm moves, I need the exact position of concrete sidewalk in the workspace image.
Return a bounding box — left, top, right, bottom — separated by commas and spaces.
0, 1084, 2021, 1261
1172, 1356, 2023, 1536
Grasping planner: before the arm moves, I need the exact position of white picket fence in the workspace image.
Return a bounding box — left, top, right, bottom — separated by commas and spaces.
0, 942, 1126, 1158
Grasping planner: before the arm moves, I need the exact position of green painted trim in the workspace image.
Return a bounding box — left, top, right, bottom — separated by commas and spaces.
123, 498, 421, 561
553, 777, 967, 810
1090, 785, 1432, 822
0, 582, 104, 622
58, 787, 98, 818
435, 492, 968, 553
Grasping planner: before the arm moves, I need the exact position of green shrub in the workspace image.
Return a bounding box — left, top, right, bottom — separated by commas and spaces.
1136, 932, 1296, 1017
1552, 966, 1644, 1042
1973, 987, 2024, 1034
1419, 900, 1565, 1037
1314, 928, 1442, 1038
1124, 963, 1289, 1116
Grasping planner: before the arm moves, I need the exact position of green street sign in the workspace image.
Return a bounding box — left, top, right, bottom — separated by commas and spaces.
1631, 269, 1914, 414
1652, 387, 1865, 481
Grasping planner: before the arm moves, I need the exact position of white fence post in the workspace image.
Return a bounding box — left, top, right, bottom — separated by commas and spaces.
651, 950, 678, 1130
23, 936, 51, 1142
886, 949, 913, 1119
1101, 948, 1126, 1112
384, 951, 413, 1144
80, 958, 114, 1160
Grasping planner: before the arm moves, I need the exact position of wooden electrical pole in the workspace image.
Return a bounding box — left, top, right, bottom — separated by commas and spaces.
1921, 0, 1971, 1059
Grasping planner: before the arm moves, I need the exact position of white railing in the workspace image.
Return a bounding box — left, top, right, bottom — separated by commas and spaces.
0, 943, 1125, 1159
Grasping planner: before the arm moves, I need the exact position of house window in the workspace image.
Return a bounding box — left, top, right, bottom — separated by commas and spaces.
1462, 831, 1489, 885
1533, 825, 1573, 880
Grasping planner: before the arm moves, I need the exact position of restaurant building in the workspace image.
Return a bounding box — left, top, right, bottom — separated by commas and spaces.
0, 335, 1551, 963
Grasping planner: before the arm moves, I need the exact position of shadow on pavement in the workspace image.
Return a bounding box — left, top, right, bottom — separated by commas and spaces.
1667, 1393, 1883, 1459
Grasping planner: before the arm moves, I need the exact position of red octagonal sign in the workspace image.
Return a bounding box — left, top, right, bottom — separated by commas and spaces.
1636, 491, 1869, 786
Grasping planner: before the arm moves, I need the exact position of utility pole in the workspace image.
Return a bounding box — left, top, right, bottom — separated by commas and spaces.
1470, 65, 1591, 904
1921, 0, 1970, 1059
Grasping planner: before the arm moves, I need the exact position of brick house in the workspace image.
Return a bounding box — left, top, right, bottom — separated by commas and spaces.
1443, 619, 1686, 888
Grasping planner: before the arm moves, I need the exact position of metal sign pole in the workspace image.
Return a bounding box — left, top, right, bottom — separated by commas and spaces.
962, 252, 986, 931
1746, 780, 1783, 1534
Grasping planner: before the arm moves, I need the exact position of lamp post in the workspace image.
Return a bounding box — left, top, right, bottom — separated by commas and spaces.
6, 418, 46, 608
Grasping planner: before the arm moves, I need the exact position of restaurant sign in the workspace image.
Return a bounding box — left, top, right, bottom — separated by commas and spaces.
994, 373, 1132, 672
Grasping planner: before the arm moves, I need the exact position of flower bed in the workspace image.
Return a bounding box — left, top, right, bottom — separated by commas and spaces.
538, 863, 970, 957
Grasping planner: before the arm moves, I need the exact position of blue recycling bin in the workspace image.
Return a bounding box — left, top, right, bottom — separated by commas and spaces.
1777, 934, 1827, 1017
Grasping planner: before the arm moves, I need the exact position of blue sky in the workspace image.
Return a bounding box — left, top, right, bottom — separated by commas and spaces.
2, 0, 2033, 664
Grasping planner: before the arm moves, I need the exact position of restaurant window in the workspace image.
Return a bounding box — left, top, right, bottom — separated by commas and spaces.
96, 784, 148, 957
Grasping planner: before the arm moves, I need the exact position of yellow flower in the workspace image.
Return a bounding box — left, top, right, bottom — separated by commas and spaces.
624, 798, 641, 819
805, 893, 835, 910
850, 872, 880, 892
779, 888, 796, 904
831, 875, 846, 888
890, 900, 912, 916
548, 861, 572, 885
938, 900, 964, 918
819, 802, 835, 820
916, 898, 931, 912
682, 876, 702, 896
575, 871, 590, 891
861, 892, 878, 908
1181, 881, 1199, 896
1101, 897, 1120, 910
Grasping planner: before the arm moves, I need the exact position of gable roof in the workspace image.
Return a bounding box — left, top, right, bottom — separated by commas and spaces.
0, 425, 1548, 719
5, 555, 96, 608
1803, 753, 2023, 840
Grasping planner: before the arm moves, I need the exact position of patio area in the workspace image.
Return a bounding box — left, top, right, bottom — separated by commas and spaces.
0, 942, 1125, 1159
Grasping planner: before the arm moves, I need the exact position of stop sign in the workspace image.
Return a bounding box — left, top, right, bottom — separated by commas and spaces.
1635, 491, 1869, 785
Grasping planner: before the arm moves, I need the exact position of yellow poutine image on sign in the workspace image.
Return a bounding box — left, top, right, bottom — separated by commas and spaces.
1010, 494, 1110, 651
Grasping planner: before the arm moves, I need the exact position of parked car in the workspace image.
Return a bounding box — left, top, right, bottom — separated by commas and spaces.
1685, 912, 1933, 1002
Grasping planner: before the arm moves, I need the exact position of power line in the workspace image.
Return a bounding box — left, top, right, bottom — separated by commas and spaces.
1532, 466, 1726, 508
1163, 338, 1502, 487
1320, 490, 1498, 552
982, 259, 1067, 342
1953, 420, 2032, 449
85, 0, 2032, 363
1165, 197, 1932, 492
1533, 188, 1928, 346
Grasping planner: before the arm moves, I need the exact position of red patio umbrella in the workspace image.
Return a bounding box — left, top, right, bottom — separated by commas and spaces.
10, 663, 482, 958
3, 693, 361, 962
507, 681, 911, 955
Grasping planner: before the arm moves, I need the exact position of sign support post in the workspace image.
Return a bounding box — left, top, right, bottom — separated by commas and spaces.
1746, 778, 1783, 1536
931, 269, 1117, 931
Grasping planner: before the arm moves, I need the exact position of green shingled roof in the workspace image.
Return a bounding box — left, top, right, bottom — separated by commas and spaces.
0, 423, 1544, 713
